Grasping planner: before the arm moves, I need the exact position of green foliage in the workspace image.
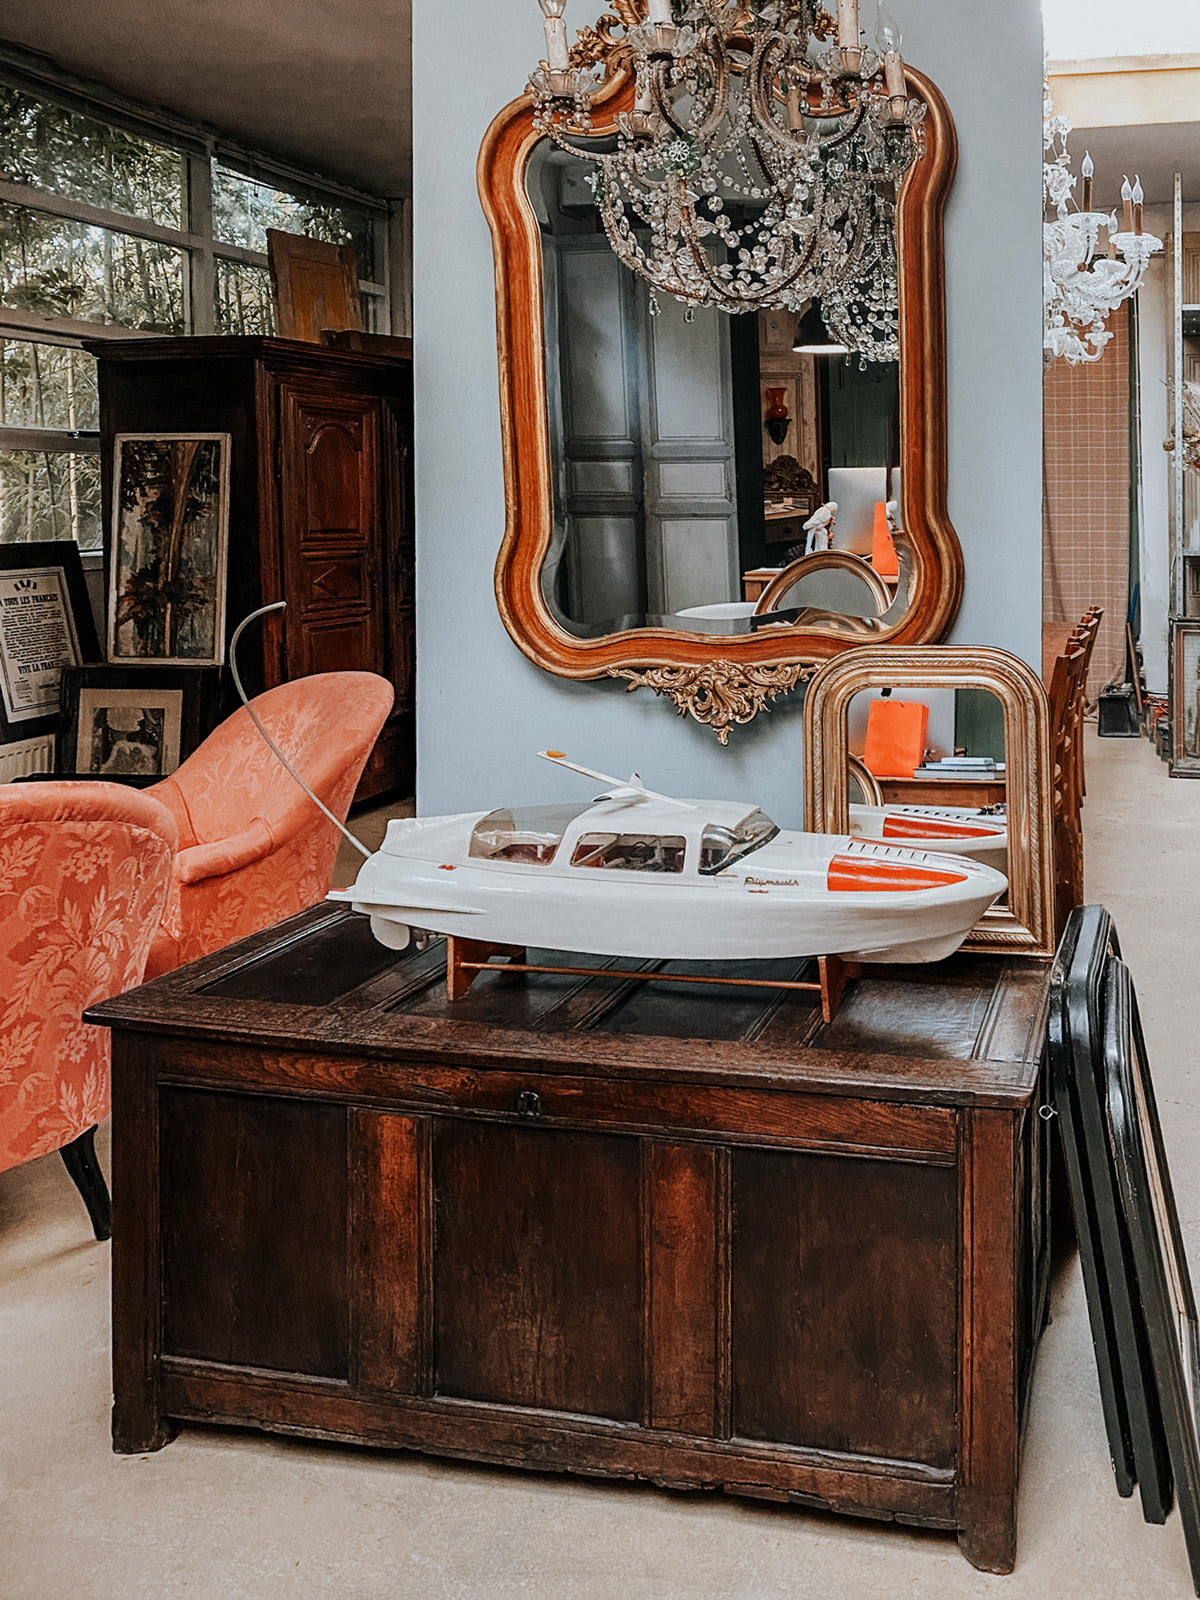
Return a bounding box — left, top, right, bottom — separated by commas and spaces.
0, 86, 183, 227
212, 163, 377, 279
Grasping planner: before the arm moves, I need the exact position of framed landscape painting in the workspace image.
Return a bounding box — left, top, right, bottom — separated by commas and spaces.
107, 433, 230, 666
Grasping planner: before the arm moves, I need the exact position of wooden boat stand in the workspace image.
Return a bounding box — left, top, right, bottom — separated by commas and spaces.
446, 936, 860, 1024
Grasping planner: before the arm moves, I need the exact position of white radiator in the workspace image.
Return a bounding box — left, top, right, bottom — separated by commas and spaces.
0, 734, 56, 784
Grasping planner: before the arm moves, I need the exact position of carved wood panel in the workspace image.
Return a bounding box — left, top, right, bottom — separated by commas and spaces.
279, 386, 381, 682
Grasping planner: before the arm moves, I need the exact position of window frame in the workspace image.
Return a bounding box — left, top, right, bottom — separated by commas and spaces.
0, 52, 395, 555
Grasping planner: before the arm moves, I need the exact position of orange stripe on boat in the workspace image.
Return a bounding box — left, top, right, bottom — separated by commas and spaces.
882, 815, 999, 842
828, 853, 967, 893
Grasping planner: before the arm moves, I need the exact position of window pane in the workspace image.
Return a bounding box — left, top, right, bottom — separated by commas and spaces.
0, 450, 102, 550
570, 833, 688, 873
0, 203, 185, 332
215, 258, 275, 335
469, 804, 590, 864
212, 162, 378, 279
0, 340, 98, 430
0, 86, 184, 229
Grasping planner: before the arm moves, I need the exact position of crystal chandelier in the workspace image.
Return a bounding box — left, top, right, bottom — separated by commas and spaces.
1043, 85, 1162, 366
528, 0, 925, 360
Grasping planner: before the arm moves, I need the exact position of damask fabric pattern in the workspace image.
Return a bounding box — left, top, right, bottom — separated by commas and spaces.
0, 783, 177, 1174
144, 672, 394, 977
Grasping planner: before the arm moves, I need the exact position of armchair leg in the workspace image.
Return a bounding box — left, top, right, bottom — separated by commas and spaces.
59, 1127, 112, 1241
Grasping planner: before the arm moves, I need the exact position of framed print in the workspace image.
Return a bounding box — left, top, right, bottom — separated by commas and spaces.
0, 540, 102, 742
107, 434, 230, 666
1105, 956, 1200, 1588
58, 665, 220, 778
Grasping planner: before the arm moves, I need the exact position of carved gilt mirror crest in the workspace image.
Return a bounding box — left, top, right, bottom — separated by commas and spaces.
479, 1, 962, 742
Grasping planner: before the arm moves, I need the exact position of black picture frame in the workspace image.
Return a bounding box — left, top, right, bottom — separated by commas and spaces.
1105, 956, 1200, 1595
57, 665, 221, 779
1049, 904, 1172, 1521
0, 540, 102, 746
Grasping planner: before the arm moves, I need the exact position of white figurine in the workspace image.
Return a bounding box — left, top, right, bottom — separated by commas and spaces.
803, 500, 838, 554
330, 752, 1006, 967
885, 498, 900, 533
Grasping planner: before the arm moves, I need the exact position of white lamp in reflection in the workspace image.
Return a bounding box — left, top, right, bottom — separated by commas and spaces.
793, 301, 851, 357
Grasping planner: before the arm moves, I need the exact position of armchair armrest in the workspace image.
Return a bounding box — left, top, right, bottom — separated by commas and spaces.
175, 817, 276, 886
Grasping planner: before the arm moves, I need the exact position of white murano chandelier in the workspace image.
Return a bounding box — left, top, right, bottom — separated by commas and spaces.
529, 0, 926, 361
1043, 86, 1162, 366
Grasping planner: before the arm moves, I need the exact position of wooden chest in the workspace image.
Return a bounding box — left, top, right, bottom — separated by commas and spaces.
90, 906, 1052, 1574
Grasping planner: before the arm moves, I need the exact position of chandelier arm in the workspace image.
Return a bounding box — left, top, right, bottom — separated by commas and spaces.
808, 102, 871, 155
682, 32, 734, 146
745, 35, 801, 157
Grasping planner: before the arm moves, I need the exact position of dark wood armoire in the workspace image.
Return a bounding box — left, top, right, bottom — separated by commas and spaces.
87, 336, 414, 802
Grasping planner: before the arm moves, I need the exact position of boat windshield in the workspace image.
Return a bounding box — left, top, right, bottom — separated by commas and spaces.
469, 804, 590, 866
698, 809, 780, 875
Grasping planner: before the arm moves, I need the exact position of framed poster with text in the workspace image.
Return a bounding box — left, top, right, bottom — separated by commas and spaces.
0, 542, 102, 745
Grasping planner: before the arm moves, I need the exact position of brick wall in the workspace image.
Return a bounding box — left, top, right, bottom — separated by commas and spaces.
1043, 308, 1132, 694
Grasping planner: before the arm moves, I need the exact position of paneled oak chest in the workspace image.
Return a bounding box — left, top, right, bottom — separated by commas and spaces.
90, 905, 1052, 1574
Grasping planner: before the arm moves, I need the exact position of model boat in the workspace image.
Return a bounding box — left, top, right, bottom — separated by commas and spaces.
330, 752, 1006, 967
848, 803, 1009, 874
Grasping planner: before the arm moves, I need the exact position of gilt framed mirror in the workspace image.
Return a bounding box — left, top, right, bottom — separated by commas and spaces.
803, 646, 1057, 957
478, 4, 962, 742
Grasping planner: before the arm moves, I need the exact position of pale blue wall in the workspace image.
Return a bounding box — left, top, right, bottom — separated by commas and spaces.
412, 0, 1044, 823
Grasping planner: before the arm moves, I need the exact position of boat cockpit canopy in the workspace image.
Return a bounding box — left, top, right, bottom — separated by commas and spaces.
469, 803, 591, 865
468, 802, 780, 875
698, 810, 779, 875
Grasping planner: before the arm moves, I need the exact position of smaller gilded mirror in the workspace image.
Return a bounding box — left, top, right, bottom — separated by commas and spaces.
803, 646, 1057, 956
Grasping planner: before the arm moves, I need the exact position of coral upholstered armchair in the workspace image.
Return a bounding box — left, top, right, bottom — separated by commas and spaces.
0, 782, 177, 1237
144, 672, 394, 978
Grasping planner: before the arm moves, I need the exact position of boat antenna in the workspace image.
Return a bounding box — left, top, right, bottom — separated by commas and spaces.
229, 602, 371, 859
537, 750, 694, 810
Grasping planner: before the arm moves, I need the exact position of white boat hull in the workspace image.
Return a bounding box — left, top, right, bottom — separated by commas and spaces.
849, 803, 1009, 874
330, 824, 1006, 967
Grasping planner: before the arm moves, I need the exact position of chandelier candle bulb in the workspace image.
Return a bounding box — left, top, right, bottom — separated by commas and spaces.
786, 79, 803, 131
1133, 176, 1144, 236
1080, 151, 1093, 213
874, 7, 905, 113
537, 0, 571, 71
1122, 177, 1133, 233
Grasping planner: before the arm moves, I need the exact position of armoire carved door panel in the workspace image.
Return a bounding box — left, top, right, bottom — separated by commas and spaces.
279, 386, 383, 681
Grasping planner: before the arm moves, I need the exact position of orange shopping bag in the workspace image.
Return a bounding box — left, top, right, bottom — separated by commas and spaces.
871, 502, 899, 579
863, 698, 928, 779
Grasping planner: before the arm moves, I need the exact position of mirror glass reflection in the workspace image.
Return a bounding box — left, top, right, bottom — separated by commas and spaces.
529, 142, 912, 641
845, 686, 1010, 896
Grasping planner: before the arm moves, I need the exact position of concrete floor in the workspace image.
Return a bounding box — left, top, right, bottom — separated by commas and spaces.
2, 730, 1198, 1598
